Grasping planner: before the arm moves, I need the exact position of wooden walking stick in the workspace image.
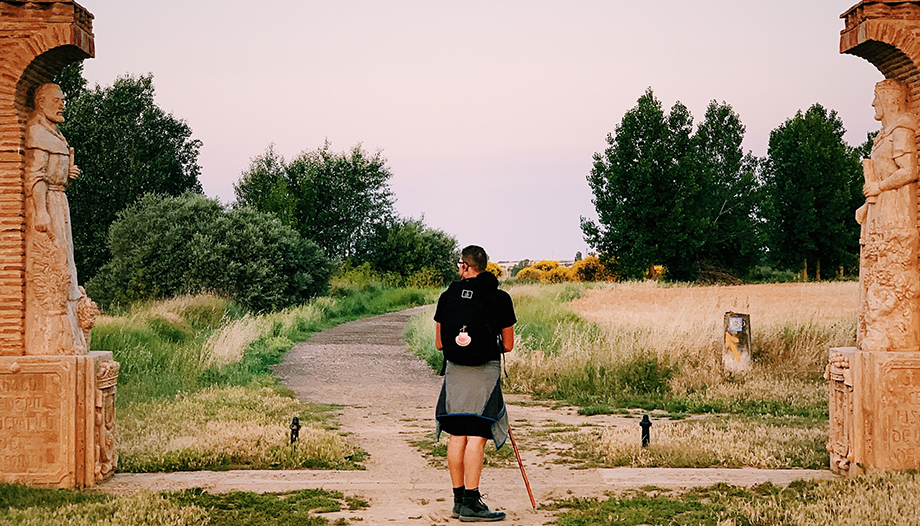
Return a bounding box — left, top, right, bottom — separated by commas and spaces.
507, 427, 536, 511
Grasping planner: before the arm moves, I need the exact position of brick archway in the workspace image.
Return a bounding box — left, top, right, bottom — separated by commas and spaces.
0, 1, 94, 356
841, 1, 920, 114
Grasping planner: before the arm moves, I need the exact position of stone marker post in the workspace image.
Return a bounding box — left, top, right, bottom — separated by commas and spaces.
0, 1, 119, 488
830, 0, 920, 476
722, 312, 751, 374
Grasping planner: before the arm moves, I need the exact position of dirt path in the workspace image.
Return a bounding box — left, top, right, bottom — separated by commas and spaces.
100, 307, 835, 525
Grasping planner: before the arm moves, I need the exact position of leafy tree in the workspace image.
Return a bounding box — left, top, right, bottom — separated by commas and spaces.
190, 206, 332, 312
583, 90, 763, 281
582, 89, 707, 280
54, 62, 87, 102
350, 216, 458, 285
88, 194, 331, 312
56, 70, 203, 281
235, 142, 396, 260
762, 104, 863, 279
693, 101, 762, 277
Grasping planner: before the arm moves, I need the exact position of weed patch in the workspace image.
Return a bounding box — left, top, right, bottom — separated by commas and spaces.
549, 472, 920, 526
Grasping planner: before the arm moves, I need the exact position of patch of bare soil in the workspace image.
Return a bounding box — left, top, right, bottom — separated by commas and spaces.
99, 307, 834, 525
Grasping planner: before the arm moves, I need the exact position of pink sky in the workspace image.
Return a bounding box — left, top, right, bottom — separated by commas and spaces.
78, 1, 881, 262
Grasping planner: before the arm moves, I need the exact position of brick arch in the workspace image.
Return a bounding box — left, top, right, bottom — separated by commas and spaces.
841, 2, 920, 114
0, 1, 94, 356
15, 44, 92, 116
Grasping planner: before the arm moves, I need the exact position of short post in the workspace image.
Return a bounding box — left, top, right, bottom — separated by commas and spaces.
290, 416, 301, 444
639, 414, 652, 447
722, 312, 752, 374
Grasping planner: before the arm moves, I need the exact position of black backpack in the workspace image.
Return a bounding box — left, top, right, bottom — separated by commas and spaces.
439, 280, 503, 372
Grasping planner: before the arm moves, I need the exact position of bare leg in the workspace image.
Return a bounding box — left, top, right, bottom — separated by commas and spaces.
463, 436, 488, 489
447, 435, 468, 488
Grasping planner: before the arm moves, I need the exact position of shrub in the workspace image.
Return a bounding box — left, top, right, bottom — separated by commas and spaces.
532, 260, 559, 272
515, 267, 544, 282
349, 216, 458, 285
572, 256, 612, 282
405, 267, 444, 289
87, 192, 221, 306
510, 259, 530, 276
88, 194, 332, 312
486, 261, 503, 279
645, 264, 665, 280
543, 266, 573, 284
189, 206, 332, 312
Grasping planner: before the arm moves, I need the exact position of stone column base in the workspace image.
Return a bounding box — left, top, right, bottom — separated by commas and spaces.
0, 351, 119, 488
828, 347, 920, 476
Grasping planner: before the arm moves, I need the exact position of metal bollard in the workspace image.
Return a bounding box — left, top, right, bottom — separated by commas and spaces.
639, 414, 652, 447
290, 416, 301, 444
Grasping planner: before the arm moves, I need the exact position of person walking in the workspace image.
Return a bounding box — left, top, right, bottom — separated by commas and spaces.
434, 245, 516, 522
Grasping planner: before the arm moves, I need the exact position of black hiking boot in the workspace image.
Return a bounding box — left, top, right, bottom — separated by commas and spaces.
451, 486, 465, 518
459, 489, 505, 522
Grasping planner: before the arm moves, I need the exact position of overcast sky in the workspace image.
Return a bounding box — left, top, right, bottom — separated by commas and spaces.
77, 1, 881, 262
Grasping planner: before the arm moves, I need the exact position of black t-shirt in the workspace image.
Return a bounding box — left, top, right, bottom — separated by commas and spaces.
434, 274, 516, 330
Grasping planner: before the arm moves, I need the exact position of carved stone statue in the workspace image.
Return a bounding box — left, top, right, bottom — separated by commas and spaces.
24, 83, 93, 355
856, 79, 920, 352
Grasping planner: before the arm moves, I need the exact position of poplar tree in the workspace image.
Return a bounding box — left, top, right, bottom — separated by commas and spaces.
761, 104, 862, 279
583, 89, 762, 280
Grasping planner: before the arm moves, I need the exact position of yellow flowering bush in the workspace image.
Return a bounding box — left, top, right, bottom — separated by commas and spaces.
515, 266, 544, 282
486, 261, 503, 279
571, 256, 614, 282
543, 266, 573, 284
532, 260, 559, 272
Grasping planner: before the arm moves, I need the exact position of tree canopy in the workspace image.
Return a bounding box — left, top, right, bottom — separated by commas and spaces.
761, 104, 863, 279
350, 216, 458, 286
582, 89, 761, 281
88, 193, 331, 312
55, 64, 203, 281
234, 142, 396, 261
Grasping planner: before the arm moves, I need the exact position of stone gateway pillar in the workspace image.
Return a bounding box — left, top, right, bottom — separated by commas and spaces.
830, 0, 920, 476
0, 1, 119, 488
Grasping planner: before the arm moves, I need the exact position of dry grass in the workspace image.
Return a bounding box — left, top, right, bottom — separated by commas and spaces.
118, 385, 360, 472
538, 281, 856, 396
580, 416, 827, 469
201, 299, 330, 368
730, 471, 920, 526
201, 314, 263, 367
0, 491, 206, 526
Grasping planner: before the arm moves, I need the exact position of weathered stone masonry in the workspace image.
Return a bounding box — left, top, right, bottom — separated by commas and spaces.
0, 1, 93, 356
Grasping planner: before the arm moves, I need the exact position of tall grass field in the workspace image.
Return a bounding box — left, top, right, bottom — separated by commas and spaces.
406, 280, 855, 469
97, 284, 437, 473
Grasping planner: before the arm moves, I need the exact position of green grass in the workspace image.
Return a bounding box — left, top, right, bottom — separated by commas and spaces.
100, 286, 438, 407
0, 484, 365, 526
95, 284, 438, 473
166, 488, 367, 525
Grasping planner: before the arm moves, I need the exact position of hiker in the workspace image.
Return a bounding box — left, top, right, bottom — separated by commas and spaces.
434, 245, 516, 522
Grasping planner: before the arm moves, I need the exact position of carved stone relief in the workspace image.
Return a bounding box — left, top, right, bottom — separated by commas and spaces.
856, 79, 920, 353
23, 83, 95, 356
94, 359, 118, 481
